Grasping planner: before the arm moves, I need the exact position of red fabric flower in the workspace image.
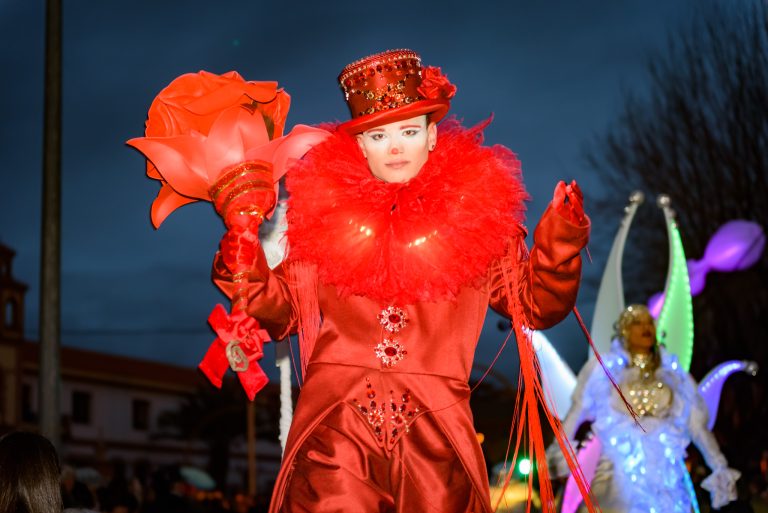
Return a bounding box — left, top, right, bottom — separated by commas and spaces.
417, 67, 457, 100
128, 71, 291, 227
144, 70, 289, 142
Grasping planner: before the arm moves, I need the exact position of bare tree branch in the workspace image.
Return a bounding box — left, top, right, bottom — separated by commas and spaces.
584, 0, 768, 475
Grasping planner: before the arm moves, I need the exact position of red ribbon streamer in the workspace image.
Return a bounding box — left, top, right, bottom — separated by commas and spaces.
199, 303, 271, 401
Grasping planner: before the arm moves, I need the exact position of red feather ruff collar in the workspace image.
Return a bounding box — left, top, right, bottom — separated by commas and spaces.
285, 119, 529, 306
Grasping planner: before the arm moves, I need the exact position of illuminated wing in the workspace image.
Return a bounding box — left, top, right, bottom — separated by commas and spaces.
534, 330, 577, 418
656, 196, 694, 371
698, 360, 759, 429
561, 437, 602, 513
590, 191, 644, 358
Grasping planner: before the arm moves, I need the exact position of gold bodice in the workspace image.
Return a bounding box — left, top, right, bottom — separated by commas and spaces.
620, 352, 673, 417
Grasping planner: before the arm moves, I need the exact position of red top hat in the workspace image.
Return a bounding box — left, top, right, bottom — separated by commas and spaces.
338, 49, 457, 134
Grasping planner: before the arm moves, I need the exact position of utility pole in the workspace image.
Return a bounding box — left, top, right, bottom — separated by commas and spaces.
247, 401, 257, 496
39, 0, 62, 449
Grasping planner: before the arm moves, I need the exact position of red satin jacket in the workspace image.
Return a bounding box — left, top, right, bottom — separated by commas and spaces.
213, 203, 588, 512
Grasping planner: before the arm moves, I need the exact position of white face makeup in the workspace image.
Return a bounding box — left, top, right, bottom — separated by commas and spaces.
356, 115, 437, 183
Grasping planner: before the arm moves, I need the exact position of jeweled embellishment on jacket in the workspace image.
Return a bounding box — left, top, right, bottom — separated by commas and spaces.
352, 379, 421, 447
378, 306, 408, 332
375, 337, 407, 367
374, 306, 409, 367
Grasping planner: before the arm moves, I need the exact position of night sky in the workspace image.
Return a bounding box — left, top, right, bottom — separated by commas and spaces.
0, 1, 706, 381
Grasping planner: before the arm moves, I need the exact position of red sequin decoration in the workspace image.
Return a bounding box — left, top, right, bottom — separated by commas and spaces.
375, 337, 407, 368
378, 306, 408, 333
352, 379, 421, 447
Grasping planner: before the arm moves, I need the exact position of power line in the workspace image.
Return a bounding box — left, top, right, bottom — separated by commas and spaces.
26, 327, 213, 337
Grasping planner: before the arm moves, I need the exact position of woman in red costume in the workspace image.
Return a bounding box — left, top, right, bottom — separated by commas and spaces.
214, 49, 590, 513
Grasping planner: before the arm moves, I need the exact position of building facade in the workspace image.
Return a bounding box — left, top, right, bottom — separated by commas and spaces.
0, 243, 281, 492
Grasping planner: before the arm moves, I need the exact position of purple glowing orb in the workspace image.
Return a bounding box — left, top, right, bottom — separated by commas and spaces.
649, 220, 764, 310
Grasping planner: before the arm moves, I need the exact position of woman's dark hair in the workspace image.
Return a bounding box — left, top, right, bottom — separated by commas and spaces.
0, 431, 63, 513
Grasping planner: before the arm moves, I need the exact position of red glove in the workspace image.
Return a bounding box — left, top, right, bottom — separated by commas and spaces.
220, 217, 262, 275
552, 180, 586, 225
211, 161, 276, 274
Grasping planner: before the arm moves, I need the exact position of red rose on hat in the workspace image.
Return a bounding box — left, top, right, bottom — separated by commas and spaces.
417, 67, 457, 100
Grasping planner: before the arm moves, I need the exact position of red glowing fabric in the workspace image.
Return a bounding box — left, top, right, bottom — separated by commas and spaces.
286, 119, 529, 306
200, 304, 271, 401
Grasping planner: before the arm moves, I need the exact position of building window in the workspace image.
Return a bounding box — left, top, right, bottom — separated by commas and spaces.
72, 391, 91, 425
132, 399, 150, 431
4, 299, 15, 329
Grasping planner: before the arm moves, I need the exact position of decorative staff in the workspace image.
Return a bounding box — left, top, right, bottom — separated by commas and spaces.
127, 73, 330, 497
128, 70, 326, 399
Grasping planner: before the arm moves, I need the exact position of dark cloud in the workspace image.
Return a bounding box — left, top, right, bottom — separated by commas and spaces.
1, 0, 697, 378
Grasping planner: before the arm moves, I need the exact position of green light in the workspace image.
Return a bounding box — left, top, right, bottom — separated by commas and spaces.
518, 458, 532, 476
657, 216, 694, 371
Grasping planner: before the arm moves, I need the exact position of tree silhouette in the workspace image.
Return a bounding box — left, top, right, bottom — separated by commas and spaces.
154, 376, 280, 490
585, 0, 767, 479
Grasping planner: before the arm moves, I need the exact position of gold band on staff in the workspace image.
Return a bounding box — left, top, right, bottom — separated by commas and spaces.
217, 180, 273, 219
209, 160, 273, 202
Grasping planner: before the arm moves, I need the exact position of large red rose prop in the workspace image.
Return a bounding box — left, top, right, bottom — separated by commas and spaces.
127, 70, 331, 400
129, 71, 291, 228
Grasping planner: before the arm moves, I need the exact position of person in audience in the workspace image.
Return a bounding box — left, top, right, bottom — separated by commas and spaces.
0, 430, 63, 513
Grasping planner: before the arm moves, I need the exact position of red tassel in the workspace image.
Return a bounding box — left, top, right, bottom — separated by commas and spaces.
572, 306, 641, 428
493, 241, 599, 513
287, 261, 320, 379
